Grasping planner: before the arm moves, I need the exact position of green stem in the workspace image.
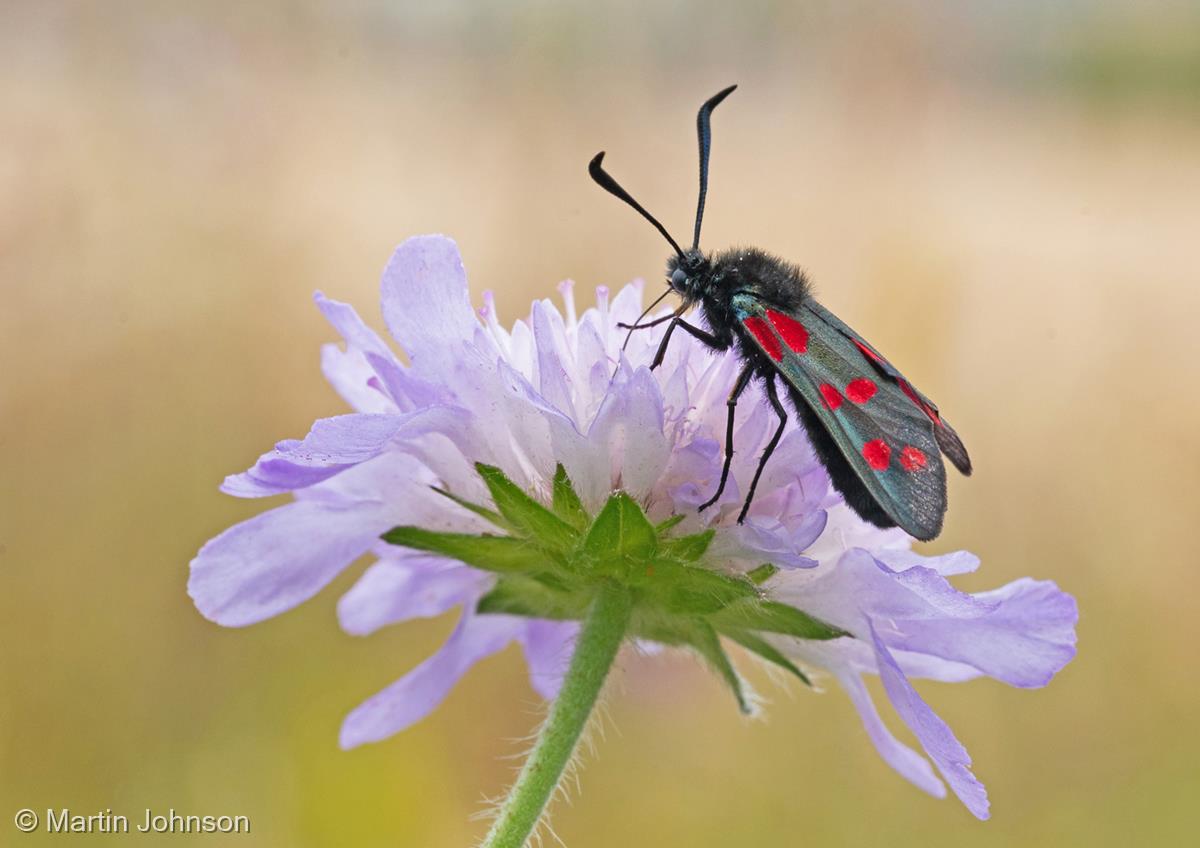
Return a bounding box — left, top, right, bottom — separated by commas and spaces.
482, 582, 631, 848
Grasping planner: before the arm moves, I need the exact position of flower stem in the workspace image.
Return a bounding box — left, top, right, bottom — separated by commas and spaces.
482, 582, 631, 848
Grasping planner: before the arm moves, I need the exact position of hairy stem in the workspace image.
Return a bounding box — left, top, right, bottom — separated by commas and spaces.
481, 582, 631, 848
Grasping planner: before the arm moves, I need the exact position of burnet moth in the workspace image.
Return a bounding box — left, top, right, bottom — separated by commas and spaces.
589, 85, 972, 540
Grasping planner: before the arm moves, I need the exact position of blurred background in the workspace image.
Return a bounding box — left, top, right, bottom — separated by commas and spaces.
3, 1, 1198, 845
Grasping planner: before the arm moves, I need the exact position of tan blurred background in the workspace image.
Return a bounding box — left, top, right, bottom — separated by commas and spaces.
2, 2, 1198, 845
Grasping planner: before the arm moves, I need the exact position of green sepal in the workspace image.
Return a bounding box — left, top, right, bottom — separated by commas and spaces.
551, 463, 589, 531
658, 529, 715, 563
381, 527, 551, 574
746, 563, 779, 585
690, 622, 752, 714
652, 562, 756, 615
475, 463, 578, 550
431, 486, 511, 532
722, 628, 812, 686
583, 492, 656, 560
653, 514, 687, 534
476, 576, 588, 621
710, 599, 849, 640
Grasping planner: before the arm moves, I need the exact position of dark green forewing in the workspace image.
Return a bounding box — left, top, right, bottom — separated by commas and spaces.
733, 293, 959, 540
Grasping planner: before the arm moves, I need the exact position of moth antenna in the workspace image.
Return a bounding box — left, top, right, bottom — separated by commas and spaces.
692, 84, 737, 250
589, 152, 685, 258
620, 287, 674, 353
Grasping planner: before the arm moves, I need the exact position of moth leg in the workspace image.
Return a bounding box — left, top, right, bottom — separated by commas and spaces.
699, 363, 754, 513
649, 318, 723, 370
737, 375, 788, 525
617, 313, 676, 331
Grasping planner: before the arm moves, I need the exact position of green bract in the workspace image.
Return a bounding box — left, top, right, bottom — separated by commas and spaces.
382, 463, 848, 711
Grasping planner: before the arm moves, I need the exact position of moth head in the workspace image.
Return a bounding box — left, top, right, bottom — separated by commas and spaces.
667, 249, 710, 296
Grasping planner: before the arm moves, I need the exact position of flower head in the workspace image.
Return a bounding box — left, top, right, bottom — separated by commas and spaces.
190, 235, 1077, 820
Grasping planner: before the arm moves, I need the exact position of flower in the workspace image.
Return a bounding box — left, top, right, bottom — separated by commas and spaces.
190, 234, 1077, 820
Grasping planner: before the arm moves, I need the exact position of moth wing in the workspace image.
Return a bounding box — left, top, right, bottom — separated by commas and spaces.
804, 300, 971, 475
733, 294, 948, 540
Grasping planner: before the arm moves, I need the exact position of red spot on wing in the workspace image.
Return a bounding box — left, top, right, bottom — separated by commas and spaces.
767, 310, 809, 353
846, 378, 877, 404
851, 338, 943, 425
862, 439, 891, 471
852, 338, 885, 366
899, 445, 928, 472
743, 316, 783, 361
898, 379, 942, 425
819, 383, 843, 410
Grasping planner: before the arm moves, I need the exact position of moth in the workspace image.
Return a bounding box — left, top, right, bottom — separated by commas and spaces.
589, 85, 971, 541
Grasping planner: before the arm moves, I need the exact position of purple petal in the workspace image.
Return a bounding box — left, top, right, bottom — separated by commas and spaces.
518, 619, 578, 700
380, 235, 479, 362
870, 622, 990, 819
837, 671, 945, 798
339, 614, 519, 747
189, 498, 392, 627
568, 366, 668, 506
607, 280, 645, 329
314, 292, 404, 413
749, 430, 825, 510
319, 343, 395, 414
221, 413, 412, 497
363, 351, 451, 412
337, 557, 490, 636
877, 548, 980, 577
888, 578, 1078, 687
315, 291, 397, 360
712, 517, 820, 570
531, 299, 576, 418
880, 560, 999, 619
784, 550, 996, 636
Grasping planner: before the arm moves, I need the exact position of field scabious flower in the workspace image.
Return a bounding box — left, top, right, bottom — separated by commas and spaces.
190, 235, 1076, 828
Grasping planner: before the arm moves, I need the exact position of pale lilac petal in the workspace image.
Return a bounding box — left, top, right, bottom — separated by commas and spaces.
881, 561, 999, 619
315, 291, 404, 413
577, 319, 611, 407
531, 299, 577, 419
888, 578, 1078, 687
220, 413, 412, 497
870, 622, 990, 820
749, 430, 825, 511
837, 671, 946, 798
337, 557, 489, 636
381, 235, 479, 361
315, 291, 397, 360
486, 360, 559, 487
655, 437, 721, 517
194, 450, 499, 628
607, 280, 645, 329
339, 614, 520, 748
518, 620, 578, 700
189, 498, 392, 627
712, 517, 820, 570
878, 548, 981, 576
301, 452, 491, 533
364, 351, 451, 412
508, 318, 536, 376
581, 366, 669, 502
320, 342, 395, 414
782, 550, 996, 636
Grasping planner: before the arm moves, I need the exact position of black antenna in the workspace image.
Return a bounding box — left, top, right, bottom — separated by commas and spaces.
589, 152, 685, 258
692, 84, 737, 250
